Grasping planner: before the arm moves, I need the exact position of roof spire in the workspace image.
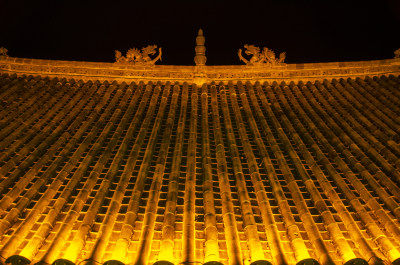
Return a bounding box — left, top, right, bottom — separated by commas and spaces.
194, 28, 206, 66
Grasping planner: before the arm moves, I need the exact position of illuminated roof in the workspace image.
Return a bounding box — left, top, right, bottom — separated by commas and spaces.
0, 33, 400, 265
0, 68, 399, 265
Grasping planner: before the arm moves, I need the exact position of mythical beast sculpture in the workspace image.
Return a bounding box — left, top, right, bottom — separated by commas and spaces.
238, 44, 285, 66
0, 47, 8, 57
115, 45, 162, 65
395, 48, 400, 59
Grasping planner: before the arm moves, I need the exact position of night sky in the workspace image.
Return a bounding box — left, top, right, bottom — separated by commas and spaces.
1, 0, 399, 65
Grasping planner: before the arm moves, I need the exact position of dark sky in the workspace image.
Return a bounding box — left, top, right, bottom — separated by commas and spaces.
1, 0, 399, 65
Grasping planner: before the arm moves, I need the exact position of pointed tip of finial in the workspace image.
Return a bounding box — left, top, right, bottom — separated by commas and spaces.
198, 28, 203, 35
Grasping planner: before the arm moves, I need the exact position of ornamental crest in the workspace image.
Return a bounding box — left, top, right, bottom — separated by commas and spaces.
115, 45, 162, 65
0, 47, 8, 57
238, 44, 285, 66
395, 48, 400, 59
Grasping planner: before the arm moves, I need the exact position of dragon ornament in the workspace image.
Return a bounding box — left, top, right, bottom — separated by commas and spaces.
115, 45, 162, 65
238, 44, 285, 66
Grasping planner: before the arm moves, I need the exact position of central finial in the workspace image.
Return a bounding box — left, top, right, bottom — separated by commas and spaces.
194, 28, 206, 66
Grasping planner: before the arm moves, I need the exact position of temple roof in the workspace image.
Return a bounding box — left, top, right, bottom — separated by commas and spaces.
0, 63, 399, 265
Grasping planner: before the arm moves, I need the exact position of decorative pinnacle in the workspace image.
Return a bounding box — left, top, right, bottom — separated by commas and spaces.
194, 28, 206, 66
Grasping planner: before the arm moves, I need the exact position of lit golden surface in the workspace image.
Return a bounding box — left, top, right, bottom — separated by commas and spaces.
0, 74, 399, 265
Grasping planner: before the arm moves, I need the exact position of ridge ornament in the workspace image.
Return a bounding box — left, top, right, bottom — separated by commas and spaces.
115, 45, 162, 65
238, 44, 286, 66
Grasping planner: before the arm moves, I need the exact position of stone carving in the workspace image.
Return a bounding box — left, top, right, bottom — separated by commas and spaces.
395, 48, 400, 58
193, 29, 207, 85
194, 29, 206, 66
115, 45, 162, 65
238, 44, 285, 66
0, 47, 8, 57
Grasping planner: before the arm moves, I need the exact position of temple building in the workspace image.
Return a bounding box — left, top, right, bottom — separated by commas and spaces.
0, 30, 400, 265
